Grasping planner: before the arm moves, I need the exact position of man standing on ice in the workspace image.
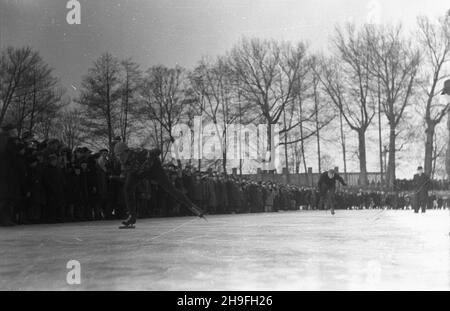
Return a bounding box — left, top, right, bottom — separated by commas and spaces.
317, 168, 347, 215
412, 166, 430, 213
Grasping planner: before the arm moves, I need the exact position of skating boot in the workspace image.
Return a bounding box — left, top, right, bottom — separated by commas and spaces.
119, 215, 136, 229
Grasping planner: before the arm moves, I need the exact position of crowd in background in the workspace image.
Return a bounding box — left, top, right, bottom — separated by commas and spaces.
0, 124, 449, 226
393, 178, 450, 191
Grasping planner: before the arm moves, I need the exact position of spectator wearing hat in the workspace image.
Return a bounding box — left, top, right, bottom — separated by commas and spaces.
214, 174, 227, 214
42, 153, 66, 222
203, 173, 217, 214
94, 149, 111, 219
24, 155, 46, 223
79, 159, 97, 220
264, 185, 276, 213
14, 140, 29, 224
191, 172, 204, 210
67, 164, 84, 221
182, 165, 196, 203
0, 124, 20, 226
226, 176, 240, 213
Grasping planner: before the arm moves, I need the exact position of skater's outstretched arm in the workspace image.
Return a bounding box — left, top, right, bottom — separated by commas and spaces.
336, 174, 347, 186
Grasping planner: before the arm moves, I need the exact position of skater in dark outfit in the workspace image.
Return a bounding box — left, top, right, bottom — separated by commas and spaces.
413, 166, 430, 213
317, 169, 347, 215
114, 142, 204, 228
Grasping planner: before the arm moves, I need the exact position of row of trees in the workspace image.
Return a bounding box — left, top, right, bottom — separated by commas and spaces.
75, 40, 333, 177
0, 46, 89, 150
0, 47, 63, 137
1, 15, 450, 189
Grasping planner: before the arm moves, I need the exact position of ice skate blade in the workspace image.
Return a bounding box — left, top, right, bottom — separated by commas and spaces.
119, 225, 136, 229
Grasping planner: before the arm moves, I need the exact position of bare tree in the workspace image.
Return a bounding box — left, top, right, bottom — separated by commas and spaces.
6, 56, 61, 136
140, 65, 186, 162
0, 46, 41, 126
317, 24, 376, 185
279, 65, 334, 178
55, 108, 87, 150
365, 24, 421, 189
278, 55, 314, 181
189, 56, 244, 173
313, 68, 323, 173
79, 53, 122, 151
416, 15, 450, 175
185, 74, 207, 170
228, 38, 309, 171
119, 58, 142, 142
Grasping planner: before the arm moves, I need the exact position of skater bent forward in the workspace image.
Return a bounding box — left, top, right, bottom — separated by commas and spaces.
317, 169, 347, 215
114, 142, 205, 228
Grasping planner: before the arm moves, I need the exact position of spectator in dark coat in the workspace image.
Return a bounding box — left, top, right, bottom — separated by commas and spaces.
182, 166, 196, 202
203, 176, 217, 214
67, 165, 83, 221
25, 156, 46, 223
413, 166, 430, 213
192, 173, 204, 209
43, 154, 66, 222
0, 124, 20, 226
79, 160, 97, 220
264, 186, 276, 212
95, 150, 110, 219
214, 175, 228, 214
13, 141, 27, 223
226, 177, 241, 213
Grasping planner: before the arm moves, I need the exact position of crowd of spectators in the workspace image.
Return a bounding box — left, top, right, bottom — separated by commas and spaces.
0, 124, 448, 226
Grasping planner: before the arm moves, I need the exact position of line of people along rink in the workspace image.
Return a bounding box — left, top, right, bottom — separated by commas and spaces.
0, 123, 449, 226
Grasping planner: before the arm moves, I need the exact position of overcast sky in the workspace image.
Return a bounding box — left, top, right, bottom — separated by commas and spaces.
2, 0, 449, 98
1, 0, 450, 176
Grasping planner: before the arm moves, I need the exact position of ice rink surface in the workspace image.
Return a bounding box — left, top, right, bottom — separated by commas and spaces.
1, 210, 449, 290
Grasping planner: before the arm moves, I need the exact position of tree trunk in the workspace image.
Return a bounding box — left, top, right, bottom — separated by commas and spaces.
106, 67, 113, 152
431, 131, 437, 179
313, 76, 321, 173
339, 110, 347, 180
222, 127, 227, 174
378, 80, 384, 185
299, 101, 309, 185
283, 109, 290, 182
266, 118, 273, 172
358, 129, 368, 186
238, 91, 242, 176
315, 109, 321, 173
424, 123, 435, 175
387, 125, 396, 190
29, 68, 37, 132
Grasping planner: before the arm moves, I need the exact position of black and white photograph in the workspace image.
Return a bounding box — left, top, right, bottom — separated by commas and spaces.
0, 0, 449, 293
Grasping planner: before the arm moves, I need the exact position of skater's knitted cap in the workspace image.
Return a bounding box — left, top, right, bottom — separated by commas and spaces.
114, 142, 129, 155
